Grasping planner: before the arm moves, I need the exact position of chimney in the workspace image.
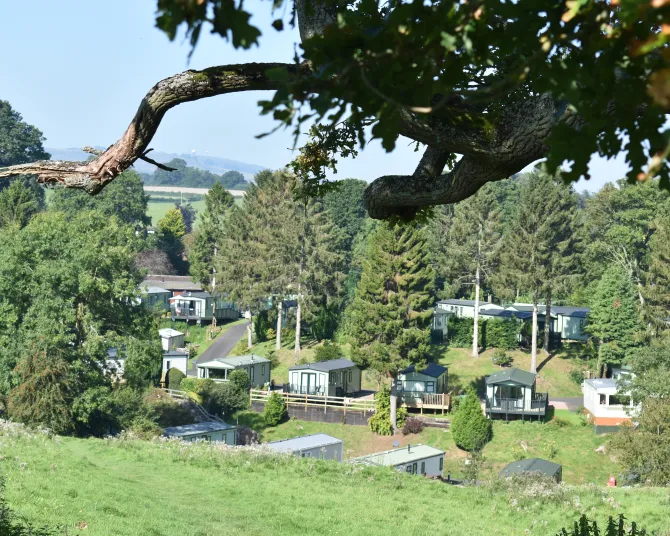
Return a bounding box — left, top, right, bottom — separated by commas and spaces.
407, 444, 411, 453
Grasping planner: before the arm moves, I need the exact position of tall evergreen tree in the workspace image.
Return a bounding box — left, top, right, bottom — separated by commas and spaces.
189, 182, 235, 288
498, 171, 580, 371
587, 265, 641, 374
348, 220, 435, 431
434, 183, 502, 357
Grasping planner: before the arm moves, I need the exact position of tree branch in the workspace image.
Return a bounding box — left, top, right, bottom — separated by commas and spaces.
0, 63, 307, 193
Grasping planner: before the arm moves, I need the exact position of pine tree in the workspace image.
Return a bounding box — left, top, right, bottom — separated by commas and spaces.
190, 182, 235, 288
434, 183, 502, 357
348, 220, 435, 431
588, 265, 641, 374
451, 389, 491, 452
498, 171, 580, 371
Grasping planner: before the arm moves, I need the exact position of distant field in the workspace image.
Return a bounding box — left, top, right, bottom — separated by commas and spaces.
4, 425, 669, 536
146, 197, 207, 227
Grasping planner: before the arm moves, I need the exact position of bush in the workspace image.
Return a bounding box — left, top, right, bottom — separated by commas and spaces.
314, 341, 343, 362
491, 348, 512, 367
229, 339, 250, 356
229, 369, 251, 392
546, 416, 570, 429
264, 392, 288, 425
207, 383, 249, 417
402, 416, 424, 435
253, 310, 273, 343
451, 389, 491, 451
484, 318, 521, 350
569, 368, 585, 385
179, 378, 215, 400
143, 390, 196, 428
237, 425, 260, 445
368, 385, 407, 435
265, 328, 277, 341
167, 368, 186, 389
576, 405, 590, 427
542, 439, 559, 459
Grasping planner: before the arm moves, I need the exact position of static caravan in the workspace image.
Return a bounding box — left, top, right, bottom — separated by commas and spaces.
163, 350, 189, 375
396, 363, 448, 408
288, 359, 361, 397
583, 378, 639, 434
485, 368, 548, 422
265, 434, 343, 461
163, 421, 237, 444
500, 458, 563, 483
351, 444, 445, 478
140, 286, 171, 311
159, 328, 185, 351
431, 307, 454, 344
197, 354, 271, 387
436, 299, 503, 319
169, 291, 240, 323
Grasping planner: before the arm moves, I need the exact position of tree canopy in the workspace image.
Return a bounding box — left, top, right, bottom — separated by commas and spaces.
143, 158, 248, 190
1, 2, 667, 219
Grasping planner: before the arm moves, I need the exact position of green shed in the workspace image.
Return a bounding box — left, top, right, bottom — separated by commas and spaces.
499, 458, 562, 483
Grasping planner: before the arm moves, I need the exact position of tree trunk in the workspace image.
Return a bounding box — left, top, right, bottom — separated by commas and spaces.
247, 315, 253, 349
543, 291, 552, 352
472, 264, 481, 358
276, 300, 282, 350
294, 292, 302, 362
531, 296, 538, 373
390, 377, 398, 434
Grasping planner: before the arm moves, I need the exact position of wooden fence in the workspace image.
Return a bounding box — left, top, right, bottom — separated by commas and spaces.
250, 389, 376, 414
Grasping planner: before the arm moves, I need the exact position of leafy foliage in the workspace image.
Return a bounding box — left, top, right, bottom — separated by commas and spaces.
313, 341, 343, 362
263, 392, 287, 426
451, 389, 491, 452
447, 318, 482, 348
401, 416, 424, 436
0, 179, 43, 229
229, 369, 251, 392
0, 100, 50, 167
206, 382, 249, 417
167, 368, 186, 389
491, 348, 512, 368
368, 384, 407, 436
485, 319, 521, 351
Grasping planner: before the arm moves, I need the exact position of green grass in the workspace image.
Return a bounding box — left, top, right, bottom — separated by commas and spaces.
159, 318, 246, 359
146, 198, 207, 227
438, 346, 584, 398
235, 410, 620, 485
3, 423, 669, 536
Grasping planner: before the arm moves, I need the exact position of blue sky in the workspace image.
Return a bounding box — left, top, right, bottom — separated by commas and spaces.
0, 0, 628, 192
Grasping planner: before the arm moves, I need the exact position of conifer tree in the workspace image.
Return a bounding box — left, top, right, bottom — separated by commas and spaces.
435, 183, 502, 357
588, 265, 641, 374
348, 220, 435, 431
498, 171, 579, 371
451, 388, 491, 452
190, 182, 235, 288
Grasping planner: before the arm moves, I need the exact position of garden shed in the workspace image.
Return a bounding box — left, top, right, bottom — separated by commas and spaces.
288, 359, 361, 397
265, 434, 343, 461
499, 458, 563, 483
197, 354, 271, 387
159, 328, 185, 351
350, 444, 445, 477
163, 421, 237, 444
162, 349, 189, 375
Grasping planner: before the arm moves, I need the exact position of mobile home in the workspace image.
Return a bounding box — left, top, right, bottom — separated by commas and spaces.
265, 434, 343, 461
163, 421, 237, 444
288, 359, 361, 397
197, 354, 271, 387
351, 444, 445, 477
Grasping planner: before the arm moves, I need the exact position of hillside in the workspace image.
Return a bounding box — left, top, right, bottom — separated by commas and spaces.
2, 422, 669, 536
46, 147, 266, 177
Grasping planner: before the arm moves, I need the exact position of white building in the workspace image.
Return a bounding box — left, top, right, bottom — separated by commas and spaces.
159, 328, 185, 352
162, 349, 189, 375
350, 444, 445, 477
436, 299, 503, 318
583, 378, 639, 434
265, 434, 343, 461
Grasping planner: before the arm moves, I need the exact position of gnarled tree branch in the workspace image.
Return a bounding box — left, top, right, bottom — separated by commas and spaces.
0, 62, 308, 192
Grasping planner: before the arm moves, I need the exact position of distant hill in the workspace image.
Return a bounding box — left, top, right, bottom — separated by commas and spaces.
46, 147, 267, 178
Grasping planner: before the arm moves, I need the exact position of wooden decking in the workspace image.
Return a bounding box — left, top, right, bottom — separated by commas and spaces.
396, 392, 451, 414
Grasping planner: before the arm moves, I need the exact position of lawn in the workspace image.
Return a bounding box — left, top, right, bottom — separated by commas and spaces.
146, 197, 207, 227
159, 318, 246, 359
236, 409, 619, 485
3, 423, 668, 536
437, 346, 585, 398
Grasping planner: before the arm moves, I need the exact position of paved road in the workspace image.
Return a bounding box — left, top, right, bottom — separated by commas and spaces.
187, 322, 248, 377
550, 397, 582, 411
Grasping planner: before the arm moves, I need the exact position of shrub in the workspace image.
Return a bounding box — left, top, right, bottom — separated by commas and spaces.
167, 368, 186, 389
253, 310, 272, 343
402, 416, 424, 435
264, 392, 288, 425
143, 390, 195, 428
546, 416, 570, 429
484, 318, 521, 350
314, 341, 343, 362
575, 405, 591, 427
569, 368, 585, 385
229, 339, 250, 357
265, 328, 276, 341
128, 415, 163, 440
368, 385, 407, 435
451, 389, 491, 451
447, 317, 482, 347
491, 348, 512, 367
229, 369, 251, 392
207, 383, 249, 417
543, 439, 559, 459
237, 425, 260, 445
557, 514, 646, 536
179, 378, 215, 400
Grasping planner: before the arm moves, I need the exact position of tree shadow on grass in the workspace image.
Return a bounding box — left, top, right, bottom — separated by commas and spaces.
447, 372, 487, 397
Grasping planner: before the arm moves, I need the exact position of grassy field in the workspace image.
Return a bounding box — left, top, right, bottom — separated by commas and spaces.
437, 346, 585, 398
236, 409, 620, 485
146, 197, 207, 227
3, 423, 668, 536
159, 318, 246, 359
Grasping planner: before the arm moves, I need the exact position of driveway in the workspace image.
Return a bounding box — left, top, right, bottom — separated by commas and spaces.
187, 322, 248, 377
550, 397, 582, 411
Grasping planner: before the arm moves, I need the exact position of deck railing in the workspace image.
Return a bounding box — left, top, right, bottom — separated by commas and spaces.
394, 391, 451, 413
486, 392, 548, 412
250, 389, 375, 413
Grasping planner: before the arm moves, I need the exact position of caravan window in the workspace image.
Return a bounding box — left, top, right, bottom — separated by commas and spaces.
421, 462, 425, 475
426, 382, 435, 393
349, 371, 352, 382
439, 458, 444, 471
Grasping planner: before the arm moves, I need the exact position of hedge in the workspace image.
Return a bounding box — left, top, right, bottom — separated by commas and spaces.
484, 318, 521, 350
447, 317, 482, 347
